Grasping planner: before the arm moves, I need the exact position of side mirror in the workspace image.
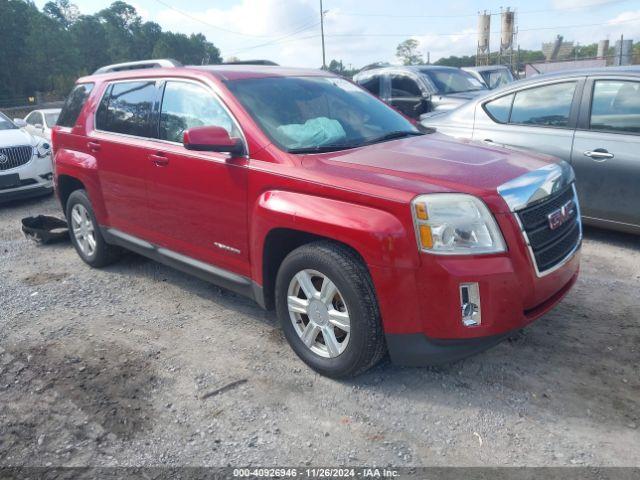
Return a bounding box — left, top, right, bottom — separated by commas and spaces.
183, 126, 245, 156
13, 118, 26, 127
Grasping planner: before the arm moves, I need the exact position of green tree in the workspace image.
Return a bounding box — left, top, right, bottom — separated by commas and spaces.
396, 39, 424, 65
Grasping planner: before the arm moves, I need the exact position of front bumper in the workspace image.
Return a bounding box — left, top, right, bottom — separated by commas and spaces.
0, 153, 53, 203
385, 269, 579, 366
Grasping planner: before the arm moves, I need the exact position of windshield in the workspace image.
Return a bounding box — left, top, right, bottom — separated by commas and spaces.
45, 112, 59, 128
0, 113, 17, 131
226, 76, 420, 153
421, 69, 487, 94
481, 69, 514, 89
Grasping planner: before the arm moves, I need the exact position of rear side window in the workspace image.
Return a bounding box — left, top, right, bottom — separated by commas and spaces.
96, 81, 156, 137
484, 93, 514, 123
57, 83, 94, 127
590, 80, 640, 134
510, 82, 576, 127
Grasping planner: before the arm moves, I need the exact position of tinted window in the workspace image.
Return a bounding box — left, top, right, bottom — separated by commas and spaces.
26, 112, 43, 126
510, 82, 576, 127
421, 69, 486, 94
391, 75, 422, 97
227, 76, 419, 152
359, 75, 381, 96
96, 81, 156, 137
484, 94, 514, 123
160, 81, 238, 143
58, 83, 94, 127
590, 80, 640, 134
482, 69, 513, 89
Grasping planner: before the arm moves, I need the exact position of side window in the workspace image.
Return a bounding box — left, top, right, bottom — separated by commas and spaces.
57, 83, 94, 127
391, 75, 422, 98
26, 112, 43, 126
590, 80, 640, 134
159, 81, 238, 144
96, 81, 156, 137
484, 94, 514, 123
359, 75, 381, 96
510, 82, 576, 127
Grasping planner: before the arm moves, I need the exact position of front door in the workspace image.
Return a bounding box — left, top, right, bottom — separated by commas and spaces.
388, 73, 428, 119
145, 80, 249, 276
571, 78, 640, 227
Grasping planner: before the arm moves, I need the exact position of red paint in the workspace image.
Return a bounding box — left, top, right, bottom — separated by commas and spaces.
52, 66, 579, 342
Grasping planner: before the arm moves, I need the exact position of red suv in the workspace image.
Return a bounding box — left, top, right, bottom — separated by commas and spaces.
52, 60, 581, 378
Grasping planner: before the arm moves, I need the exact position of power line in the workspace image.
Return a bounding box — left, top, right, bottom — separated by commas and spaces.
335, 0, 634, 19
321, 16, 640, 38
150, 0, 316, 40
228, 20, 321, 56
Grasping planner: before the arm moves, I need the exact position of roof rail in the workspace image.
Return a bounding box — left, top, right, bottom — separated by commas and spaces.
222, 60, 279, 66
93, 59, 182, 75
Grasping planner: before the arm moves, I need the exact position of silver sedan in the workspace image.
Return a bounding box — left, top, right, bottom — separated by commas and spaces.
422, 66, 640, 235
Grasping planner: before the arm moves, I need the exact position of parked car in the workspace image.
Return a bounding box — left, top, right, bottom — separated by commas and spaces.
462, 65, 515, 90
52, 60, 581, 377
0, 112, 52, 202
422, 66, 640, 235
14, 108, 61, 141
353, 65, 488, 120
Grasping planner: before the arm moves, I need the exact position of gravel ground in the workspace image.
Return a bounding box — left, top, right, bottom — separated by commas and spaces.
0, 194, 639, 467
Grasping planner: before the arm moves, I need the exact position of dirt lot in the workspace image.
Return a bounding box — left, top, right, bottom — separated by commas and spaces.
0, 194, 638, 467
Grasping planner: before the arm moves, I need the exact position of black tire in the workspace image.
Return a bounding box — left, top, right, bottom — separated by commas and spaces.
65, 189, 121, 268
275, 241, 386, 378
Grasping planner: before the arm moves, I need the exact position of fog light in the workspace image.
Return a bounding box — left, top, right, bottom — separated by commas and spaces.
460, 283, 481, 327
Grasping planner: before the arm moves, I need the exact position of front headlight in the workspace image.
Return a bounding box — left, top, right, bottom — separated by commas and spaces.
412, 193, 506, 255
33, 141, 51, 159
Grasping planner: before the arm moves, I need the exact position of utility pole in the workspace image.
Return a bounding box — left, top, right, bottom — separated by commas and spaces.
320, 0, 326, 69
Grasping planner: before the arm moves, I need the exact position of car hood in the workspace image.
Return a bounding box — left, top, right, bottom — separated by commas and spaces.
301, 133, 558, 213
0, 128, 37, 147
426, 90, 485, 115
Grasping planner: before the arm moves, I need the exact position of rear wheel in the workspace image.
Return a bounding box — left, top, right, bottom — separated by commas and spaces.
66, 189, 121, 267
275, 241, 386, 378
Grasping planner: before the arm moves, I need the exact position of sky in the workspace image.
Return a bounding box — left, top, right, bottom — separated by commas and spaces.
34, 0, 640, 68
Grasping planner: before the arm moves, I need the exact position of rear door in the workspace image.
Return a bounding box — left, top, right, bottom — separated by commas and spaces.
473, 79, 584, 163
90, 80, 160, 238
144, 79, 249, 274
571, 77, 640, 227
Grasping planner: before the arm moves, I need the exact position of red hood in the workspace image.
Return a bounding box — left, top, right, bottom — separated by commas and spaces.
301, 133, 558, 213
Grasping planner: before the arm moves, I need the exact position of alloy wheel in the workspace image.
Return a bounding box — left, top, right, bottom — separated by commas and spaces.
287, 269, 351, 358
70, 203, 96, 257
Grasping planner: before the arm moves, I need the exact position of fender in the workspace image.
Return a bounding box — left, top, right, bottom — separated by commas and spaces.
250, 190, 419, 283
54, 147, 108, 223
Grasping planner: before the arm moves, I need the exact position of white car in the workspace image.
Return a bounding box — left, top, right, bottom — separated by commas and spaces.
0, 112, 53, 202
14, 108, 61, 142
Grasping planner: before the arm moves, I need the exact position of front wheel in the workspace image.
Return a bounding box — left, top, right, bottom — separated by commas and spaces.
275, 241, 386, 378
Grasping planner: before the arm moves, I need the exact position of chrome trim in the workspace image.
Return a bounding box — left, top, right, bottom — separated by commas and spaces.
512, 183, 582, 278
497, 161, 575, 212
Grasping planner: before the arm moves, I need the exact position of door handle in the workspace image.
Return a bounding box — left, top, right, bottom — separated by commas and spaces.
583, 149, 614, 161
87, 141, 101, 153
149, 153, 169, 166
484, 139, 493, 143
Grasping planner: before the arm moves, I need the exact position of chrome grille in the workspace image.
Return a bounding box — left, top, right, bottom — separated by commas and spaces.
516, 183, 581, 275
0, 145, 33, 171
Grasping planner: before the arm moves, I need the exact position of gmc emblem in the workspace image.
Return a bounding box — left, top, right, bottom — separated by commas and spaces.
547, 199, 576, 230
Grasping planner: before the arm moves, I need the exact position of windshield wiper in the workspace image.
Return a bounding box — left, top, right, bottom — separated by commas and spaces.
361, 130, 423, 146
288, 143, 358, 154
